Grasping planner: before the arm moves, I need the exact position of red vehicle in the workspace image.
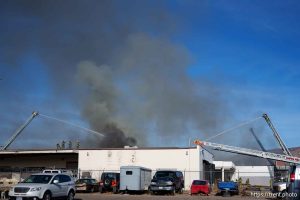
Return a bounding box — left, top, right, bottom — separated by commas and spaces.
190, 180, 211, 195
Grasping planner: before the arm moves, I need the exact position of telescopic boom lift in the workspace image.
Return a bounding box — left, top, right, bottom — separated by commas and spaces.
194, 140, 300, 165
262, 113, 292, 156
1, 112, 39, 150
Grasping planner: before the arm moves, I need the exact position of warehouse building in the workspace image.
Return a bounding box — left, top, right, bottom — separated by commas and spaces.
78, 145, 214, 189
0, 149, 78, 180
213, 161, 274, 186
0, 145, 214, 189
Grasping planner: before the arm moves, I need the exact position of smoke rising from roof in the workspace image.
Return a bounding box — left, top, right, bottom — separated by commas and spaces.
77, 33, 228, 147
1, 0, 229, 148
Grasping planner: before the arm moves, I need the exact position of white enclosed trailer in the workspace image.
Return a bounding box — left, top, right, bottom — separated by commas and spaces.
120, 166, 152, 192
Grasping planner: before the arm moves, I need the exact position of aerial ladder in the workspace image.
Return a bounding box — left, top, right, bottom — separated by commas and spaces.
262, 113, 292, 156
201, 113, 292, 162
195, 114, 293, 185
1, 112, 39, 150
194, 140, 300, 165
1, 111, 105, 151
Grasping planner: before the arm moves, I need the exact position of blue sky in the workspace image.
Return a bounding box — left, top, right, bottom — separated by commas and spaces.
0, 0, 300, 149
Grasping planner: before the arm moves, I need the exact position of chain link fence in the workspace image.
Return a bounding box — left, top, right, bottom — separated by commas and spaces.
0, 168, 78, 182
78, 169, 274, 190
0, 167, 276, 199
0, 167, 274, 187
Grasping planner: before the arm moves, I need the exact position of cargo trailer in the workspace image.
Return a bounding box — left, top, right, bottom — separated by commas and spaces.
120, 166, 152, 192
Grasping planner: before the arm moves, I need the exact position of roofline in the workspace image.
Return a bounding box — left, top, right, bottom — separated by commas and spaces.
0, 146, 200, 154
0, 149, 79, 154
78, 146, 198, 150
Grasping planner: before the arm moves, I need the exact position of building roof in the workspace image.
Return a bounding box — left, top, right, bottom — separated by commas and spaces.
0, 146, 200, 155
0, 149, 79, 154
78, 146, 198, 150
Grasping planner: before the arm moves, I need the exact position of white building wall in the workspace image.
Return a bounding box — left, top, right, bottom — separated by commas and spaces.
78, 145, 213, 189
233, 166, 274, 186
213, 161, 235, 170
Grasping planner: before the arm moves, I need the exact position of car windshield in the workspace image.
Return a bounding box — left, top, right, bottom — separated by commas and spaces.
44, 170, 59, 173
155, 171, 175, 178
274, 177, 288, 182
23, 175, 53, 184
101, 173, 115, 179
76, 179, 95, 184
193, 180, 207, 185
274, 171, 289, 182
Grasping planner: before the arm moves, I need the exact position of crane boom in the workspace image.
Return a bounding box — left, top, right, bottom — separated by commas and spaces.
1, 111, 39, 150
263, 113, 292, 156
194, 140, 300, 165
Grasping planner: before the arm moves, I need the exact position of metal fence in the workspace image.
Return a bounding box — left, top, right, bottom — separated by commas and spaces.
78, 169, 274, 189
0, 167, 274, 188
0, 168, 78, 182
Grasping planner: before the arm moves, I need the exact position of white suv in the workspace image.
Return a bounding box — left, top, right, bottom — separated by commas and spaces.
9, 173, 75, 200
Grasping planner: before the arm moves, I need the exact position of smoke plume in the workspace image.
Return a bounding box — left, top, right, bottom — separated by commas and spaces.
1, 0, 229, 148
76, 33, 227, 147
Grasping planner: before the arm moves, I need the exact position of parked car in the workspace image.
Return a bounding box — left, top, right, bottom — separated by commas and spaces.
272, 176, 288, 197
8, 173, 75, 200
287, 165, 300, 200
42, 169, 73, 174
190, 180, 210, 196
149, 170, 184, 195
217, 181, 239, 196
76, 178, 99, 192
99, 172, 120, 193
43, 169, 75, 179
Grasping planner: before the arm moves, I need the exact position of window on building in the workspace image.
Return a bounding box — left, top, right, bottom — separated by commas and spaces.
126, 171, 133, 175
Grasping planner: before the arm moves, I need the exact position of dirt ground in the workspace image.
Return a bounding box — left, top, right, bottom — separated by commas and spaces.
75, 192, 270, 200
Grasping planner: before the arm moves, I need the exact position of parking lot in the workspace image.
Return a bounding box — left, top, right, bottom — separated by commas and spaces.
74, 192, 271, 200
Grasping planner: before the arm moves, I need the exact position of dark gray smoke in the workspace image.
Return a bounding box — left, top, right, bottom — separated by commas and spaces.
85, 123, 137, 148
1, 0, 229, 148
76, 33, 228, 147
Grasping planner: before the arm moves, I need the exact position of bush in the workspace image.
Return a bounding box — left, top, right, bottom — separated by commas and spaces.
245, 178, 250, 186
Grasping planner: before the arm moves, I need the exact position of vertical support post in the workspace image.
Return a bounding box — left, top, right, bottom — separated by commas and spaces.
222, 167, 225, 181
